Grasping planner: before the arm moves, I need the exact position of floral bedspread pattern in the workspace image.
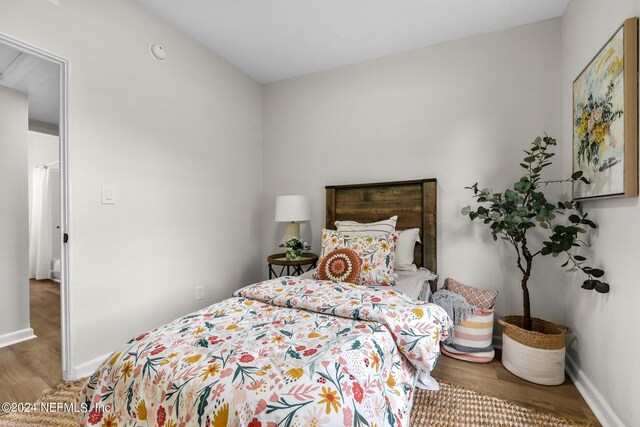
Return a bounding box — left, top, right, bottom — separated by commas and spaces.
80, 278, 451, 427
318, 229, 398, 286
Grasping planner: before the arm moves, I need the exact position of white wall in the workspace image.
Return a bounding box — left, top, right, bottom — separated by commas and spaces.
262, 19, 565, 324
0, 0, 263, 373
562, 1, 640, 425
0, 86, 33, 345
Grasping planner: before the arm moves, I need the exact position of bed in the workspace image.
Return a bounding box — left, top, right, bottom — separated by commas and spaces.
326, 178, 438, 299
80, 179, 450, 427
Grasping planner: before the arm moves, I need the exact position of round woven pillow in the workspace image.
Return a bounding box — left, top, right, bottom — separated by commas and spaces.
317, 248, 361, 283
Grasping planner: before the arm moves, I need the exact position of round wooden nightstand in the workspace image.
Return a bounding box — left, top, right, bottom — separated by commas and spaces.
267, 252, 318, 279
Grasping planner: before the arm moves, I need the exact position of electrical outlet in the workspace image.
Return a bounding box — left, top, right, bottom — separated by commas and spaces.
195, 286, 204, 301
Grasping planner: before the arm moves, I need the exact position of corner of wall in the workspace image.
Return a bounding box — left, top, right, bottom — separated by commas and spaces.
565, 353, 625, 427
70, 353, 110, 381
0, 328, 36, 349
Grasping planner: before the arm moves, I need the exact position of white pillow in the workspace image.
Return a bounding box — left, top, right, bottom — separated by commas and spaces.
335, 215, 397, 235
335, 217, 420, 271
395, 228, 421, 271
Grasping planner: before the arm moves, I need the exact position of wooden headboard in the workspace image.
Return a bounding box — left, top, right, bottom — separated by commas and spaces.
325, 179, 437, 290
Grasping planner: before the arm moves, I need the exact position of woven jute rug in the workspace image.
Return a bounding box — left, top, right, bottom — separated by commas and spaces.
0, 380, 84, 427
410, 382, 597, 427
0, 379, 596, 427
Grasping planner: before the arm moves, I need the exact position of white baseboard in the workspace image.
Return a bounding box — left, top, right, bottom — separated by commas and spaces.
565, 353, 624, 427
0, 328, 36, 348
70, 353, 110, 380
493, 333, 621, 426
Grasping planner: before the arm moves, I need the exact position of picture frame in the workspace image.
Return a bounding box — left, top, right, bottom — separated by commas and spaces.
572, 17, 638, 200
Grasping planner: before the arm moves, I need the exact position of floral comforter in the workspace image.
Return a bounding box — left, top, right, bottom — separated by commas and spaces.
80, 278, 451, 427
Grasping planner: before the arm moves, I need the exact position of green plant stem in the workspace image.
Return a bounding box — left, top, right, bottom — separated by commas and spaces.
512, 232, 534, 331
520, 235, 534, 331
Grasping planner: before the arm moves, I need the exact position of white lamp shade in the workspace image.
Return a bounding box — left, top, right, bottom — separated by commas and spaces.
275, 195, 310, 222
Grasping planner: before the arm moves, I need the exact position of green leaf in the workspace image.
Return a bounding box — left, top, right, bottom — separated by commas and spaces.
514, 181, 526, 191
580, 177, 590, 184
126, 385, 134, 416
595, 282, 610, 293
581, 280, 597, 290
571, 171, 583, 180
589, 269, 605, 278
287, 348, 301, 359
568, 215, 581, 223
197, 385, 213, 425
573, 255, 586, 261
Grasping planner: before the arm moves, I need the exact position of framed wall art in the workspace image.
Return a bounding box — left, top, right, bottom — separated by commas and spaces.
572, 17, 638, 200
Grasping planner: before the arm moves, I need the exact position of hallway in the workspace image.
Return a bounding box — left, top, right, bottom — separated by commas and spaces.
0, 279, 61, 405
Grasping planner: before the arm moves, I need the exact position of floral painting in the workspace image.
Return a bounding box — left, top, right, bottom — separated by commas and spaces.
572, 19, 637, 199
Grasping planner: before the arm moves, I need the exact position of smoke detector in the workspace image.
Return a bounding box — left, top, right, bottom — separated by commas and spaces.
149, 44, 166, 61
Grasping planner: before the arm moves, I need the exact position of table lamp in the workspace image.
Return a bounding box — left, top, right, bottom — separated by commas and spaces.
275, 195, 310, 242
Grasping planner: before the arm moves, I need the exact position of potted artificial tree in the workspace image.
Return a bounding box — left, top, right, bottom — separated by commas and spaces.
462, 135, 608, 385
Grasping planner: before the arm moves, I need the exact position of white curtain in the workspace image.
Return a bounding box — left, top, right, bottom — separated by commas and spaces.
29, 167, 51, 279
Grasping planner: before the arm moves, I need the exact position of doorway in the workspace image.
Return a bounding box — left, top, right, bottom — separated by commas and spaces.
0, 33, 70, 397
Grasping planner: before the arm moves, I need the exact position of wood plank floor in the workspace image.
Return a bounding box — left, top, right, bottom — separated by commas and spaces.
0, 281, 599, 425
0, 279, 61, 405
431, 349, 600, 425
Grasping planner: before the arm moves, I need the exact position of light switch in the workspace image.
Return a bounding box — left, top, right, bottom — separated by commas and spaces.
101, 185, 116, 205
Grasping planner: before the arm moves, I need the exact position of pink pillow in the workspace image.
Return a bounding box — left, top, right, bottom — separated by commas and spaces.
444, 278, 497, 310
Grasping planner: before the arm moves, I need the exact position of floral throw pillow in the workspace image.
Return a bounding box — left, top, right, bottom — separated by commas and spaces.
444, 278, 498, 310
316, 229, 398, 286
316, 248, 361, 283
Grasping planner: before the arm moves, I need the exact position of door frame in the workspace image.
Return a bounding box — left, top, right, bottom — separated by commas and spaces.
0, 32, 72, 380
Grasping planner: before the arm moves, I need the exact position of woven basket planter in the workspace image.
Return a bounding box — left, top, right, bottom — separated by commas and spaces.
498, 316, 569, 386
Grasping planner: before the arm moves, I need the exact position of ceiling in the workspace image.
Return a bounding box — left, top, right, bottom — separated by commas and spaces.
136, 0, 569, 83
0, 42, 60, 125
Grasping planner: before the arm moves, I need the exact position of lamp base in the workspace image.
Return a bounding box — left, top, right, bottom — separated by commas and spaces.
284, 222, 300, 242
